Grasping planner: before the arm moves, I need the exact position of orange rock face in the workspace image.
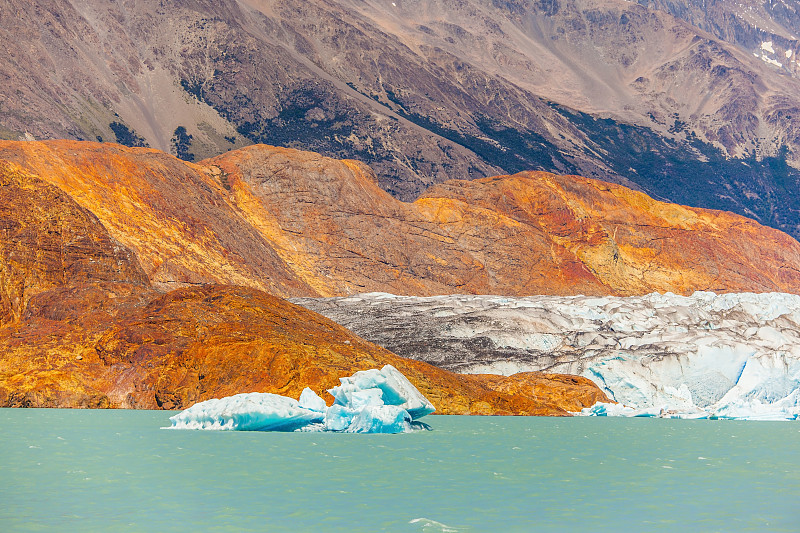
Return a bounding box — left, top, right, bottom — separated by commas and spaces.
0, 141, 311, 295
210, 146, 607, 296
0, 161, 148, 326
211, 144, 800, 295
2, 139, 798, 297
470, 373, 612, 414
423, 173, 800, 294
0, 283, 607, 414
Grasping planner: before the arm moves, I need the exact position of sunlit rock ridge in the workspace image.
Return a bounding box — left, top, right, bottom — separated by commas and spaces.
2, 140, 800, 299
295, 292, 800, 420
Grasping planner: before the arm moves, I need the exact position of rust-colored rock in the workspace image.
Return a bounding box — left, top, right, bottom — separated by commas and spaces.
2, 139, 798, 298
470, 373, 612, 414
421, 172, 800, 294
0, 141, 312, 295
210, 145, 608, 296
0, 160, 148, 326
212, 144, 800, 296
3, 139, 800, 416
0, 142, 617, 415
0, 283, 607, 415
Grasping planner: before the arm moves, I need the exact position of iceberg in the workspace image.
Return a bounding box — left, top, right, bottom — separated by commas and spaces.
580, 402, 663, 418
168, 364, 434, 433
329, 365, 435, 420
167, 393, 323, 431
334, 404, 413, 434
298, 387, 327, 412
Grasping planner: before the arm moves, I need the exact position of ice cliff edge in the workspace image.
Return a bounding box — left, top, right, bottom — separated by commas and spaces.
167, 365, 435, 433
296, 291, 800, 421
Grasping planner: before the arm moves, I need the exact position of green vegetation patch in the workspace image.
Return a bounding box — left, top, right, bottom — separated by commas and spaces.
109, 121, 148, 148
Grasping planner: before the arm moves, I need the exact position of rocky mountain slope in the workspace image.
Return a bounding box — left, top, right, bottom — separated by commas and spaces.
0, 141, 312, 296
0, 159, 608, 413
3, 138, 800, 414
0, 160, 148, 326
3, 0, 800, 237
3, 140, 800, 297
640, 0, 800, 69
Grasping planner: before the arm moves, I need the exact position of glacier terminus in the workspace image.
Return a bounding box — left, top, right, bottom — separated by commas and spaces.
294, 292, 800, 421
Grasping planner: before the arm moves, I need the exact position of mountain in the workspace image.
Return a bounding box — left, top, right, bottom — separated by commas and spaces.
0, 159, 608, 413
0, 140, 313, 296
640, 0, 800, 57
3, 140, 800, 297
2, 139, 799, 413
3, 0, 800, 238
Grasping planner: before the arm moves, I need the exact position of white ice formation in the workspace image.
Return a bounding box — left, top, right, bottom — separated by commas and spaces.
168, 364, 435, 432
293, 292, 800, 421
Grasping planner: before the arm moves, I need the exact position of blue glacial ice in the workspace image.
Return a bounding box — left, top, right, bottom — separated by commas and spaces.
168, 364, 435, 433
293, 291, 800, 421
580, 335, 800, 420
328, 365, 435, 420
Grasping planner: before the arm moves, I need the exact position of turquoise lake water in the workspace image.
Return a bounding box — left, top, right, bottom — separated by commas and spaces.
1, 409, 799, 532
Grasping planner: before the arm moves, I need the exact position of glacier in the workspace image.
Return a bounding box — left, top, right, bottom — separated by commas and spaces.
293, 292, 800, 421
168, 364, 435, 433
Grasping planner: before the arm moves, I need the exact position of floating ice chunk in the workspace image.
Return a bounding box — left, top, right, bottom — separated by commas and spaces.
380, 364, 436, 419
298, 387, 327, 412
579, 402, 708, 419
329, 364, 435, 419
324, 404, 357, 431
168, 392, 323, 431
350, 388, 385, 409
322, 399, 408, 433
580, 402, 639, 417
169, 366, 435, 433
345, 405, 412, 433
329, 382, 384, 410
409, 517, 461, 532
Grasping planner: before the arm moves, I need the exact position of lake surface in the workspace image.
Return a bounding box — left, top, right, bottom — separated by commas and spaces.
1, 410, 798, 532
